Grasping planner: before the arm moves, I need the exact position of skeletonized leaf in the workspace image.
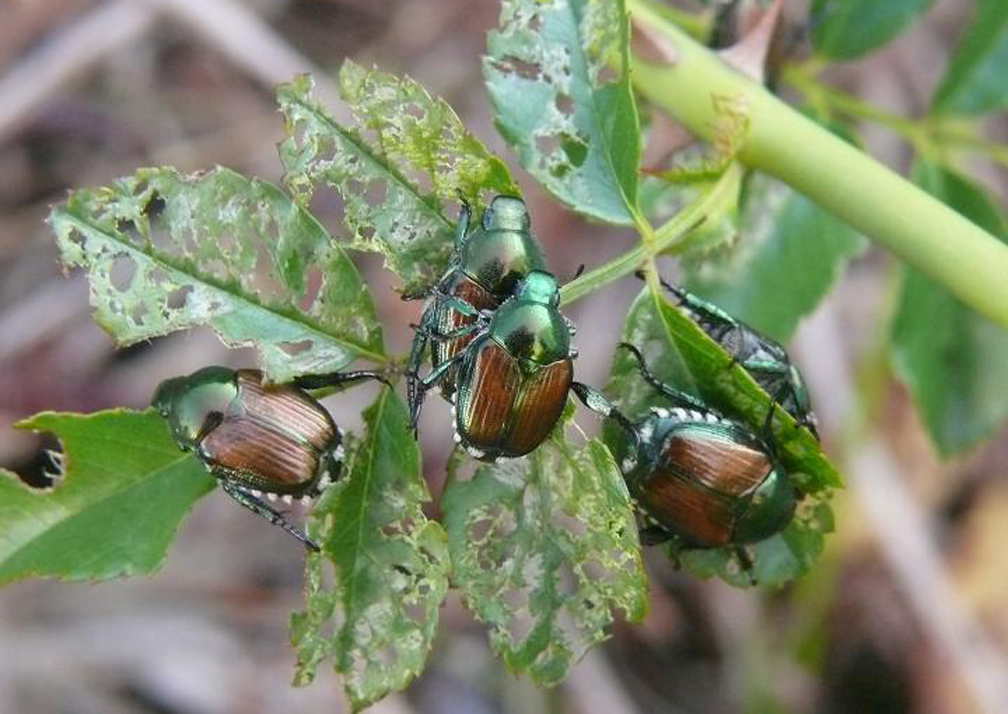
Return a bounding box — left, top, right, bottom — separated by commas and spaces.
50, 166, 384, 383
891, 162, 1008, 455
485, 0, 641, 224
291, 389, 449, 711
604, 285, 838, 586
278, 66, 519, 292
442, 419, 647, 685
0, 410, 214, 584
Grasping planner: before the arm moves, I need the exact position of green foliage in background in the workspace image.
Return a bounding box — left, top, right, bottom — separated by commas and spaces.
3, 0, 1008, 709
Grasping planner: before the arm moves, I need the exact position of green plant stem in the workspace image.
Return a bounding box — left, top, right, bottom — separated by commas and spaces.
559, 166, 733, 306
783, 64, 1008, 169
628, 0, 1008, 329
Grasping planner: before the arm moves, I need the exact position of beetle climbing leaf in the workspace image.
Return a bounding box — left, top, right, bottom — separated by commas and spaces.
49, 167, 383, 383
604, 285, 838, 587
278, 65, 519, 292
291, 389, 449, 711
485, 0, 641, 225
442, 421, 647, 685
0, 410, 214, 584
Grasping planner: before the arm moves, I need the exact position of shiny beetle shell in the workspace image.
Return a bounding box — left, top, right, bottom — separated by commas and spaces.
452, 272, 573, 461
153, 367, 341, 496
617, 408, 796, 548
408, 195, 546, 402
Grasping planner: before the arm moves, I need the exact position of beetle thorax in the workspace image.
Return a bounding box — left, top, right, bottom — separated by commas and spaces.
460, 230, 546, 298
489, 301, 570, 364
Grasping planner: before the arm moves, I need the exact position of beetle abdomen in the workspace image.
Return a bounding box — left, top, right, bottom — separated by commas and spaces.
638, 425, 774, 547
638, 468, 737, 546
200, 417, 325, 491
430, 273, 498, 398
457, 338, 521, 449
507, 358, 572, 456
663, 427, 772, 496
196, 371, 337, 493
455, 339, 572, 460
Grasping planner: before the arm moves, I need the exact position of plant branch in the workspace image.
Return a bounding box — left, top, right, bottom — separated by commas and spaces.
782, 63, 1008, 169
628, 0, 1008, 329
559, 168, 729, 306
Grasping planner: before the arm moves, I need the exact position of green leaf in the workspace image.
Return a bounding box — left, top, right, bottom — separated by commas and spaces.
685, 175, 866, 342
442, 422, 647, 685
49, 166, 383, 383
891, 162, 1008, 455
278, 67, 519, 292
810, 0, 936, 60
291, 388, 449, 711
932, 0, 1008, 115
604, 285, 839, 586
485, 0, 641, 224
0, 410, 214, 584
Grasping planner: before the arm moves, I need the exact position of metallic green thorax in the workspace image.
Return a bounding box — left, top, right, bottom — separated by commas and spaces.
458, 196, 546, 296
488, 271, 569, 366
153, 366, 237, 447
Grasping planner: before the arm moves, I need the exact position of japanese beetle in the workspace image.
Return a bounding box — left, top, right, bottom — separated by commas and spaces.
410, 270, 620, 461
405, 195, 546, 407
605, 343, 797, 556
152, 367, 387, 550
647, 273, 818, 438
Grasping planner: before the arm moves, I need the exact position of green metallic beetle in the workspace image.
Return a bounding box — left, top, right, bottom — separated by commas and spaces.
404, 195, 547, 412
152, 366, 387, 550
603, 343, 797, 560
647, 273, 818, 438
410, 270, 625, 461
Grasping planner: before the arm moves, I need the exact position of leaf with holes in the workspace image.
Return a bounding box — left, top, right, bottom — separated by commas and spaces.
0, 410, 214, 584
603, 285, 838, 587
485, 0, 640, 225
441, 421, 647, 685
278, 65, 519, 292
50, 166, 384, 383
291, 388, 449, 711
891, 162, 1008, 455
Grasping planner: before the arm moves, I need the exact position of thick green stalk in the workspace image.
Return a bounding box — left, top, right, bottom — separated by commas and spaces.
629, 0, 1008, 329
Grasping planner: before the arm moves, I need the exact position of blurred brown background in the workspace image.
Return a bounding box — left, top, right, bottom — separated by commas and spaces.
1, 0, 1007, 712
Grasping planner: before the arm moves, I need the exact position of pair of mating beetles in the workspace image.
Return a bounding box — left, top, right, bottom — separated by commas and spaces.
152, 196, 817, 558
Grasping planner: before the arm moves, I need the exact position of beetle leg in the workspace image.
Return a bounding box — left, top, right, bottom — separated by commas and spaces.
453, 194, 473, 251
413, 320, 484, 343
220, 481, 320, 552
293, 370, 390, 391
429, 290, 486, 320
410, 349, 470, 432
733, 546, 758, 586
570, 382, 641, 463
405, 310, 436, 415
563, 314, 577, 336
617, 342, 711, 413
638, 525, 673, 546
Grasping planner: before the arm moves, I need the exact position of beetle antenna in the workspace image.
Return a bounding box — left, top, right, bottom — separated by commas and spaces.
572, 263, 585, 280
